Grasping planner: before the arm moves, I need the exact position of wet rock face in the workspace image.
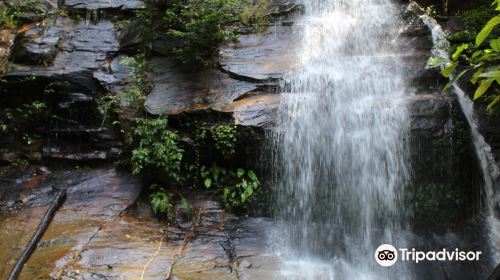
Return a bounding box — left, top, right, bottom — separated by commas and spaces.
11, 26, 65, 65
398, 1, 447, 90
0, 166, 278, 279
144, 57, 257, 114
0, 16, 124, 163
219, 19, 299, 82
5, 18, 119, 90
136, 56, 281, 128
407, 94, 483, 226
0, 168, 142, 279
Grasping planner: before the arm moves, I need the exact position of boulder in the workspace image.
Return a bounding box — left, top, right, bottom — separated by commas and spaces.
144, 57, 258, 116
4, 18, 119, 91
219, 21, 298, 82
214, 94, 280, 128
10, 26, 65, 65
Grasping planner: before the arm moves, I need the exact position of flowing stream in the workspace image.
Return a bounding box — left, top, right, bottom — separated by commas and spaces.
271, 0, 412, 278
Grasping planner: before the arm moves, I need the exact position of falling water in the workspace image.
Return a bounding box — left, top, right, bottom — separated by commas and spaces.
271, 0, 412, 278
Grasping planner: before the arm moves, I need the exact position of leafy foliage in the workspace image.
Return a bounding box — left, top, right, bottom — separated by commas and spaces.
131, 118, 184, 180
0, 101, 47, 146
137, 0, 241, 64
97, 54, 147, 129
431, 1, 500, 110
149, 185, 175, 221
212, 124, 238, 159
120, 55, 147, 107
200, 165, 260, 211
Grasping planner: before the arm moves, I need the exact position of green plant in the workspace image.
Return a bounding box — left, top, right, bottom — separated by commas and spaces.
0, 101, 47, 146
200, 165, 260, 210
430, 0, 500, 110
97, 55, 147, 129
120, 55, 147, 107
180, 195, 194, 218
149, 185, 175, 221
425, 5, 438, 17
212, 124, 238, 158
160, 0, 241, 64
131, 118, 184, 180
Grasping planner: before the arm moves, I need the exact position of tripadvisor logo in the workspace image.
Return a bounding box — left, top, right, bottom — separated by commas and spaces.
375, 244, 398, 267
374, 244, 482, 267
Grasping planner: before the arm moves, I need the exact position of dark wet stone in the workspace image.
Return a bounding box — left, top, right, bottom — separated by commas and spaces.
58, 93, 93, 109
59, 21, 118, 53
214, 94, 280, 128
5, 19, 119, 91
406, 93, 483, 226
219, 22, 298, 82
93, 55, 133, 95
401, 3, 430, 37
144, 57, 257, 116
445, 17, 465, 34
11, 26, 65, 65
117, 18, 143, 50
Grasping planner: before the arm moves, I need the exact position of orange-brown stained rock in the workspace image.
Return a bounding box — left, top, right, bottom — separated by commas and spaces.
0, 167, 277, 279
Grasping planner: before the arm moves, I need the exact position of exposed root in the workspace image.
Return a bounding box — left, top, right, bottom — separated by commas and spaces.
140, 229, 166, 280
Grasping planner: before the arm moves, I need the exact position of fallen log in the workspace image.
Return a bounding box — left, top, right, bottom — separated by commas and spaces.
7, 188, 67, 280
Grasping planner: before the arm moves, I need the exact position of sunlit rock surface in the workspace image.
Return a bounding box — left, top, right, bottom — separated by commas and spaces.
219, 22, 298, 82
0, 167, 277, 280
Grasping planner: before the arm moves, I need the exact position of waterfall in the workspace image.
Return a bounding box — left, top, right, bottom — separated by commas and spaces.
270, 0, 412, 278
421, 13, 500, 266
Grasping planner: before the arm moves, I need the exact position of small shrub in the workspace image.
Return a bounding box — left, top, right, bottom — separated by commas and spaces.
149, 185, 175, 221
131, 118, 184, 180
201, 165, 260, 211
212, 124, 237, 159
430, 1, 500, 110
161, 0, 241, 64
119, 55, 147, 107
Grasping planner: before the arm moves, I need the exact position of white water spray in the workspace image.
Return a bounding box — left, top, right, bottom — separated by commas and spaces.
271, 0, 412, 279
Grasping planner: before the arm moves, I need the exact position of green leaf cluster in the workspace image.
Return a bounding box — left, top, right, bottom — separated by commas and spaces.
149, 185, 175, 221
166, 0, 241, 63
0, 101, 47, 146
211, 124, 238, 159
200, 165, 260, 211
136, 0, 242, 64
119, 55, 147, 107
431, 1, 500, 110
131, 118, 184, 180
